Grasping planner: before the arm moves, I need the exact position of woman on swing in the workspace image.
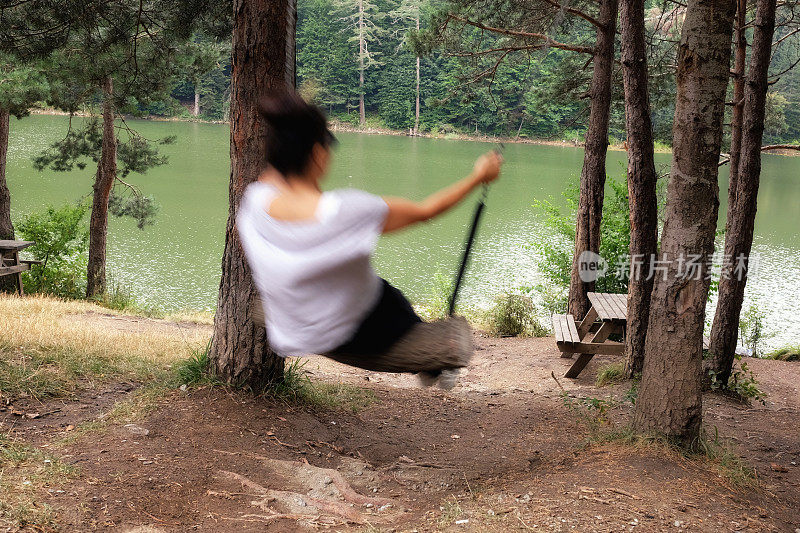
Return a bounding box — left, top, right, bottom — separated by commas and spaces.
237, 93, 503, 390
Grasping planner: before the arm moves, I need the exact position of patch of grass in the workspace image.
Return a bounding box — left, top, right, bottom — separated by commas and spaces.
271, 358, 378, 413
172, 340, 217, 387
417, 272, 455, 321
0, 294, 208, 401
437, 496, 466, 528
560, 392, 622, 431
0, 433, 77, 530
99, 276, 136, 311
696, 428, 758, 488
766, 345, 800, 361
595, 363, 625, 387
55, 382, 171, 447
586, 426, 757, 489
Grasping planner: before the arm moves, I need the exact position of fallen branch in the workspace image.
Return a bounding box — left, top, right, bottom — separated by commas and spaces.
719, 144, 800, 166
607, 487, 641, 500
550, 371, 567, 394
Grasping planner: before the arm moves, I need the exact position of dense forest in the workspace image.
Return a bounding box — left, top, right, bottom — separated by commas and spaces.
159, 0, 800, 145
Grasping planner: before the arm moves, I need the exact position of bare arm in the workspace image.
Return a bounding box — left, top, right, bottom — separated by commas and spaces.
382, 151, 503, 233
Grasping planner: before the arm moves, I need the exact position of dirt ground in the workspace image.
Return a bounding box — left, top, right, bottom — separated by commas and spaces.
2, 316, 799, 532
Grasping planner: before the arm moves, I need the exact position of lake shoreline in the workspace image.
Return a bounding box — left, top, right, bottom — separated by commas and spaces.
31, 108, 800, 157
28, 108, 645, 153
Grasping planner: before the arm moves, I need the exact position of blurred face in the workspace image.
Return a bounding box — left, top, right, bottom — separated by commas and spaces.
307, 142, 332, 182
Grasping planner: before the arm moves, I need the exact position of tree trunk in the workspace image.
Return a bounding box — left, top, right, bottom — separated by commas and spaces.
86, 77, 117, 299
193, 91, 200, 116
414, 15, 420, 135
210, 0, 291, 388
708, 0, 777, 382
0, 109, 16, 294
286, 0, 297, 89
567, 0, 618, 320
414, 57, 420, 135
633, 0, 736, 446
620, 0, 658, 377
0, 109, 11, 241
358, 0, 366, 126
728, 0, 747, 187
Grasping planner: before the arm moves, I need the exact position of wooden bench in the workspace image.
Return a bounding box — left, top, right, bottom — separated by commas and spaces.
554, 292, 628, 378
553, 313, 580, 345
0, 264, 31, 276
0, 240, 35, 295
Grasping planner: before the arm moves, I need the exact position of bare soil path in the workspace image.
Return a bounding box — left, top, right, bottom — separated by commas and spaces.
2, 315, 799, 532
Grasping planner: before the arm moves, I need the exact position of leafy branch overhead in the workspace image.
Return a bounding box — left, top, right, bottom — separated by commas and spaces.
32, 118, 172, 229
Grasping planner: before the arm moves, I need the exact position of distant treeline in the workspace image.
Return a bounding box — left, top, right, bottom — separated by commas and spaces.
155, 0, 800, 146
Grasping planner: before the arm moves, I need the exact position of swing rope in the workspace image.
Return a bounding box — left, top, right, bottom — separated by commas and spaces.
447, 183, 488, 316
447, 145, 503, 317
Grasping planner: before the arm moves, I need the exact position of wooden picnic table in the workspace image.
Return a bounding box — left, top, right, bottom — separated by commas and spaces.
0, 240, 39, 295
553, 292, 627, 378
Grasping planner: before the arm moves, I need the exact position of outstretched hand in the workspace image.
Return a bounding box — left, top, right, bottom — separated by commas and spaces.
473, 151, 504, 184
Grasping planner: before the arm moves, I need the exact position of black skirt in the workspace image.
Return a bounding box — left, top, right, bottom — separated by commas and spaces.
329, 278, 422, 356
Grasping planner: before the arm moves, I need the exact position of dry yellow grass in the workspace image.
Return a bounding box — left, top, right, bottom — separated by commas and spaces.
162, 309, 215, 324
0, 294, 209, 399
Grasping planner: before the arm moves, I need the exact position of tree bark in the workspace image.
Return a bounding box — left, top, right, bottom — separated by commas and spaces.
633, 0, 736, 446
210, 0, 291, 388
728, 0, 747, 186
620, 0, 659, 377
86, 77, 117, 299
708, 0, 777, 382
0, 109, 11, 242
0, 108, 16, 294
567, 0, 618, 320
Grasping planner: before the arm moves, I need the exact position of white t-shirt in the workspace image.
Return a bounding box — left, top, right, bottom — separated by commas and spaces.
236, 181, 389, 357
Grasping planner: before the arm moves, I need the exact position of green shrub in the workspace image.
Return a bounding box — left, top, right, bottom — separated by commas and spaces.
738, 303, 772, 357
708, 356, 766, 404
766, 346, 800, 361
485, 292, 547, 337
531, 176, 632, 297
17, 203, 89, 299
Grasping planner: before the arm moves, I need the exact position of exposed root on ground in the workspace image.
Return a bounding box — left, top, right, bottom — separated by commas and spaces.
215, 455, 402, 526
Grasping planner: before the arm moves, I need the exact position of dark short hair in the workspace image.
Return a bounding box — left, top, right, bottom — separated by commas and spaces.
259, 92, 336, 176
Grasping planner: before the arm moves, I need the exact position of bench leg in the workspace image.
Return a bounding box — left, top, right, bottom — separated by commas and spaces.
14, 251, 23, 296
564, 322, 615, 378
565, 354, 594, 378
561, 307, 599, 359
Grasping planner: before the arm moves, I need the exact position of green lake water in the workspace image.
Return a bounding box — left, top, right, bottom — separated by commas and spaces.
6, 115, 800, 349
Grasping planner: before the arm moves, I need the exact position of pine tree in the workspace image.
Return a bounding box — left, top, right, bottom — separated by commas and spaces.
3, 0, 203, 298
334, 0, 385, 124
389, 0, 427, 134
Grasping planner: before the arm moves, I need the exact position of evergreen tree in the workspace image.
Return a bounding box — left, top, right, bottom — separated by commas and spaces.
334, 0, 385, 124
2, 0, 203, 298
